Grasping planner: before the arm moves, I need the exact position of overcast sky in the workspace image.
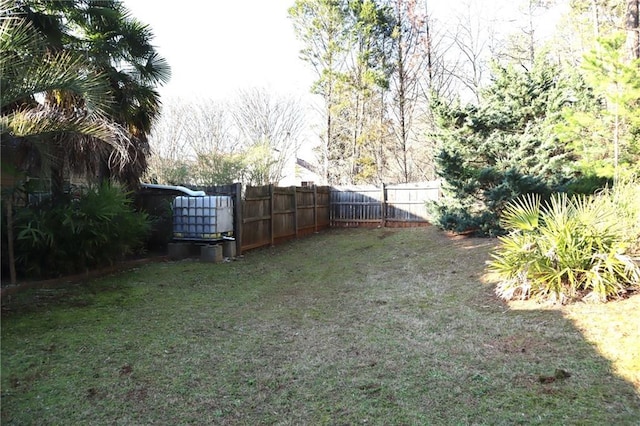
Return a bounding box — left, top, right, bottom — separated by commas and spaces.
123, 0, 316, 101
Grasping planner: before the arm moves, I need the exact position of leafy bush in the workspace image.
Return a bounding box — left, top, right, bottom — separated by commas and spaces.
14, 184, 150, 278
488, 187, 640, 304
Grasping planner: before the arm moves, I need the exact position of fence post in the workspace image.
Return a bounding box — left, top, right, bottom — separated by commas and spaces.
381, 183, 387, 228
292, 186, 299, 239
270, 184, 275, 246
234, 182, 243, 255
313, 185, 318, 233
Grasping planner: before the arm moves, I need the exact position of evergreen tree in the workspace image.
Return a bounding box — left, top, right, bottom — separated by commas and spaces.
430, 60, 582, 236
290, 0, 396, 184
289, 0, 349, 184
558, 34, 640, 181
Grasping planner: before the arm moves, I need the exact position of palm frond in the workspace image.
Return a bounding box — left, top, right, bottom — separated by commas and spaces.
500, 193, 540, 232
4, 105, 132, 171
132, 52, 171, 86
0, 13, 112, 112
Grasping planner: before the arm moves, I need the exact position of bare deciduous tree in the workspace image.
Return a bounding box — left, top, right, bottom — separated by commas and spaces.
231, 88, 306, 184
446, 1, 493, 103
145, 97, 241, 185
387, 0, 437, 182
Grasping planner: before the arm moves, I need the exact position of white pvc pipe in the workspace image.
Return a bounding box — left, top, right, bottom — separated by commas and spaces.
141, 183, 206, 197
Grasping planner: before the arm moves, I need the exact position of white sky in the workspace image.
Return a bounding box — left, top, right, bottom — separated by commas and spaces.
123, 0, 316, 102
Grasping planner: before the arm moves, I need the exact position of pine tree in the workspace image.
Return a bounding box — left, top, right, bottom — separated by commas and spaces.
558, 34, 640, 181
430, 60, 583, 236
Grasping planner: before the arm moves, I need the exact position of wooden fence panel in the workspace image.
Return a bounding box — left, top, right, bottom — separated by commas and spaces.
330, 181, 440, 227
384, 182, 440, 225
316, 187, 331, 229
241, 185, 272, 251
296, 186, 317, 234
239, 185, 331, 253
330, 185, 384, 227
273, 187, 296, 241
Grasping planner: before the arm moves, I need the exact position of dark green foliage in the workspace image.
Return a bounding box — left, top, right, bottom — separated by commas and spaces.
430, 61, 588, 235
564, 174, 613, 195
137, 197, 174, 250
13, 184, 150, 278
4, 0, 170, 191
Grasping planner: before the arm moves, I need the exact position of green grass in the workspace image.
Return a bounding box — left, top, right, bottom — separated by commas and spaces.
2, 227, 639, 424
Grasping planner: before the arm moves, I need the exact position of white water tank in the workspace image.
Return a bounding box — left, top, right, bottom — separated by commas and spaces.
172, 196, 234, 241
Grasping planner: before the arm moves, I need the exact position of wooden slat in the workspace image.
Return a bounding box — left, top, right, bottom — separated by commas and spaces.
243, 215, 271, 224
332, 218, 382, 223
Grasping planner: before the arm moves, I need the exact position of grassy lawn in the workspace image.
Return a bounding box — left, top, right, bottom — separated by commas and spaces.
2, 227, 639, 424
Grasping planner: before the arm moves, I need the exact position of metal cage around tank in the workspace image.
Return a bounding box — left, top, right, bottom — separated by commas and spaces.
172, 195, 234, 241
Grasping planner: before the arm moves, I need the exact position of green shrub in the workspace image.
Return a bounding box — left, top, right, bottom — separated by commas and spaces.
564, 174, 612, 196
488, 188, 640, 303
428, 166, 555, 236
14, 184, 150, 278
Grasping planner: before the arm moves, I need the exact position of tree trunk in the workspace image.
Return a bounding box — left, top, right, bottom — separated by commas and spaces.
395, 0, 409, 183
425, 1, 433, 89
98, 158, 112, 185
325, 102, 332, 184
627, 0, 640, 61
591, 0, 600, 39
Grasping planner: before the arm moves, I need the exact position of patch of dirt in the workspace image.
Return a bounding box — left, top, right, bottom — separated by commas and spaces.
119, 364, 133, 377
377, 230, 396, 239
86, 387, 107, 400
126, 386, 148, 403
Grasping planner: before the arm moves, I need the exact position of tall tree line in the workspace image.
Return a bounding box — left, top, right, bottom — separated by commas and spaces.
289, 0, 639, 187
288, 0, 515, 185
289, 0, 440, 185
145, 89, 306, 187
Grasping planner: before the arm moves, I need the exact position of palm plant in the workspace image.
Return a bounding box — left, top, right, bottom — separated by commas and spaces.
1, 4, 132, 166
8, 0, 170, 191
66, 0, 171, 186
488, 190, 640, 303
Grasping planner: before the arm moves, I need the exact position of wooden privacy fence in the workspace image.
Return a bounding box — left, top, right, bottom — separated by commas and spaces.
240, 185, 331, 251
139, 183, 330, 255
330, 181, 440, 228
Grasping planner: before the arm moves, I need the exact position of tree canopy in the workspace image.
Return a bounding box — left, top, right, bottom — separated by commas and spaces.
429, 60, 588, 235
1, 0, 170, 199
